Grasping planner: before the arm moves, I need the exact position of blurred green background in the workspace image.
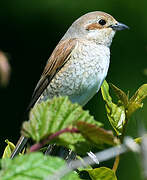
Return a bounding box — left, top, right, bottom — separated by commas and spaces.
0, 0, 147, 179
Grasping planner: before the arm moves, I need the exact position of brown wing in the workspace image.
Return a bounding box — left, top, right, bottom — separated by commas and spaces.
27, 38, 77, 110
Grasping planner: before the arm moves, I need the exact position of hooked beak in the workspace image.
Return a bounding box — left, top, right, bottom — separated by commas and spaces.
110, 22, 129, 31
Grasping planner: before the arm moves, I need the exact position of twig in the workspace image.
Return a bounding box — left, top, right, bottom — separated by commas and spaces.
112, 155, 120, 172
141, 134, 147, 180
46, 137, 140, 180
30, 127, 79, 152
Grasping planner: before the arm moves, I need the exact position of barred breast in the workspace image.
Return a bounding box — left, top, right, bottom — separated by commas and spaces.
38, 39, 110, 106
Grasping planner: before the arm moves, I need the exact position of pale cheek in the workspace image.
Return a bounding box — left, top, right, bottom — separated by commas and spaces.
85, 29, 115, 47
108, 29, 115, 37
86, 30, 102, 40
103, 29, 114, 37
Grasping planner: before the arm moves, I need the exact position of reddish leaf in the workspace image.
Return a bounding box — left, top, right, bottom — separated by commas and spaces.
76, 122, 119, 146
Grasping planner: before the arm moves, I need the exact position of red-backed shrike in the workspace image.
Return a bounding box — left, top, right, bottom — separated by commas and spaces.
11, 11, 128, 158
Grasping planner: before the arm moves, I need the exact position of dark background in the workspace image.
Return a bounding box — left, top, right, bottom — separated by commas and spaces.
0, 0, 147, 179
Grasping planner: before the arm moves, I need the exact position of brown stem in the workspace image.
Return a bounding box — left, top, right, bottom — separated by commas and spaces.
30, 127, 79, 152
112, 155, 120, 172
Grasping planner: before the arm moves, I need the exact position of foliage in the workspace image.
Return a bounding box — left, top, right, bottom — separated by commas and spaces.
2, 140, 15, 159
86, 167, 117, 180
22, 96, 102, 142
0, 152, 81, 180
101, 81, 147, 136
76, 121, 119, 146
0, 81, 147, 180
101, 81, 126, 135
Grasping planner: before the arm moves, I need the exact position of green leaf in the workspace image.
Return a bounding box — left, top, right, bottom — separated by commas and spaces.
2, 140, 15, 159
53, 132, 95, 155
101, 81, 126, 135
101, 80, 112, 102
76, 122, 119, 146
0, 152, 81, 180
106, 103, 125, 135
22, 96, 101, 142
127, 84, 147, 117
87, 167, 117, 180
110, 83, 128, 107
134, 137, 142, 144
54, 121, 119, 154
22, 97, 102, 154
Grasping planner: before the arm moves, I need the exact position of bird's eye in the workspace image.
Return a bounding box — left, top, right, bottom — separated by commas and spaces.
98, 19, 106, 26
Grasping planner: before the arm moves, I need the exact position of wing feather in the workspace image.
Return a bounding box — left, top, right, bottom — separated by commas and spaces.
27, 38, 77, 110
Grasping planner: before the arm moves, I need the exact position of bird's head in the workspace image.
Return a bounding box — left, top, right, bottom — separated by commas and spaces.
63, 11, 129, 47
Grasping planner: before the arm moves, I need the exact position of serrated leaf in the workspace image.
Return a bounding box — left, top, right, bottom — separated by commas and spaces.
127, 84, 147, 117
0, 152, 81, 180
22, 96, 101, 142
0, 158, 11, 171
2, 140, 15, 159
110, 83, 128, 107
76, 122, 119, 146
101, 81, 126, 135
54, 132, 94, 155
87, 167, 117, 180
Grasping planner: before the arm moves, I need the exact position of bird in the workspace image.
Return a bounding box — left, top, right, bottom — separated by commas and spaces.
11, 11, 128, 158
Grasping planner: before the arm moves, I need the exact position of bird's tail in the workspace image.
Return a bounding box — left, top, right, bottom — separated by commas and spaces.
10, 136, 28, 159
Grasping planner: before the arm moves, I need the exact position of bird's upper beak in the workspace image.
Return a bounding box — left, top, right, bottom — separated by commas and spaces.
110, 22, 129, 31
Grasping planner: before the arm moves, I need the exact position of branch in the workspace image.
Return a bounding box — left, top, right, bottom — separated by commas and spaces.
46, 137, 140, 180
30, 127, 79, 152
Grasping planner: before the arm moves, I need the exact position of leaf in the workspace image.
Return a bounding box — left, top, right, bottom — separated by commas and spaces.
0, 152, 81, 180
127, 84, 147, 117
101, 80, 112, 102
87, 167, 117, 180
101, 81, 126, 135
76, 122, 119, 146
2, 140, 15, 159
54, 132, 95, 155
110, 83, 128, 107
106, 103, 125, 135
130, 84, 147, 102
134, 137, 142, 144
22, 97, 102, 152
53, 122, 119, 154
